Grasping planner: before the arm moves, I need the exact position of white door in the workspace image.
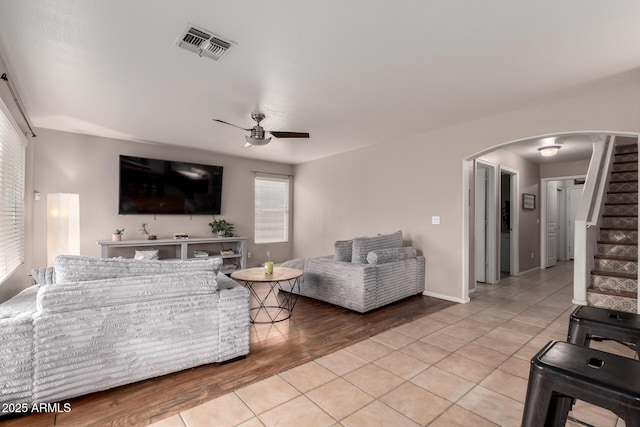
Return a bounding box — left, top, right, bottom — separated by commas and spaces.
567, 186, 583, 260
475, 166, 487, 282
546, 181, 559, 267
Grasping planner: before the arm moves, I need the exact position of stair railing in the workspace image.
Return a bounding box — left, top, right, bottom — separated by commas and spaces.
573, 135, 616, 305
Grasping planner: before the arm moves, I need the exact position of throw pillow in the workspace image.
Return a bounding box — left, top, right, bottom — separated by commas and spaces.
366, 247, 417, 264
334, 240, 353, 262
31, 267, 56, 284
351, 230, 403, 264
134, 249, 159, 260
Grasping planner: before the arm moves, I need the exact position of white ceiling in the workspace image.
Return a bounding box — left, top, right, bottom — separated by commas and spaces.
0, 1, 638, 165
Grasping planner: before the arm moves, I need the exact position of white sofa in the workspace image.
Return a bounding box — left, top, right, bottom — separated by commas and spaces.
281, 231, 425, 313
0, 255, 250, 406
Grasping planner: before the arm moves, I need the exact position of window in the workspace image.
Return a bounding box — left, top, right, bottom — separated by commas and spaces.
0, 98, 26, 283
254, 176, 290, 244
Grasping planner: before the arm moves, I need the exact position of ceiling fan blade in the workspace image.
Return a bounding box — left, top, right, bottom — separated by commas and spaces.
269, 131, 310, 139
212, 119, 251, 131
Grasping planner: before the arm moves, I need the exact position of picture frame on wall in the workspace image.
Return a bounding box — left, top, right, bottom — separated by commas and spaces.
522, 193, 536, 210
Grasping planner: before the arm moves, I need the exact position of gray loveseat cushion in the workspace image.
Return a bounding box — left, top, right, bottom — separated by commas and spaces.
366, 247, 417, 264
351, 230, 403, 264
54, 255, 222, 284
334, 240, 353, 262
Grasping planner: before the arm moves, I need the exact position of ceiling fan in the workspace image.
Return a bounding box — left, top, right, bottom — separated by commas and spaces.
213, 113, 310, 147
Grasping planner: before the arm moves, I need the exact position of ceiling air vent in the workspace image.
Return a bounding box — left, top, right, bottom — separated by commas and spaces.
176, 24, 234, 61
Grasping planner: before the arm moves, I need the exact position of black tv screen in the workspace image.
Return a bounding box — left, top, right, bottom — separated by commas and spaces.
119, 155, 223, 215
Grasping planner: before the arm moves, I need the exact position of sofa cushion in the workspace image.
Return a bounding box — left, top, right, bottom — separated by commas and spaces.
54, 255, 222, 283
351, 230, 403, 264
366, 247, 417, 264
31, 267, 56, 285
334, 240, 353, 262
280, 258, 306, 271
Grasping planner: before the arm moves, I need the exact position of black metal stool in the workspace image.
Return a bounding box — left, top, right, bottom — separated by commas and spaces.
567, 306, 640, 355
521, 340, 640, 427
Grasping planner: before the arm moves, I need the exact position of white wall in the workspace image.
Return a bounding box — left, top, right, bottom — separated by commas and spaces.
30, 128, 294, 271
292, 74, 640, 302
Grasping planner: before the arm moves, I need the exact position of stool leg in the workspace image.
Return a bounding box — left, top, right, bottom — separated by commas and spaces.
620, 407, 640, 427
522, 370, 555, 427
547, 395, 572, 426
567, 319, 590, 347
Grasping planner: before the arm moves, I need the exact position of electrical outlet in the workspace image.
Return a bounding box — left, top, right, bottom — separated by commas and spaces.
531, 252, 534, 259
247, 251, 252, 259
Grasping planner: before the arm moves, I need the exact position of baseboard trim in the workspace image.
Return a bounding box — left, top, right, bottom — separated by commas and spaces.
423, 290, 468, 304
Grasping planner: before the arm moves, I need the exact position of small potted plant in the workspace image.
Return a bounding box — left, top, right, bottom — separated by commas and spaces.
208, 217, 235, 237
112, 228, 125, 241
139, 223, 157, 240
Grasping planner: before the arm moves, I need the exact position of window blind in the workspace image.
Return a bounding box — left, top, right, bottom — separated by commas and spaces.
254, 176, 289, 244
0, 98, 26, 284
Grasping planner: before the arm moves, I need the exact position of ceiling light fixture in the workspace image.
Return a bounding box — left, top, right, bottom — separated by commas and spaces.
245, 136, 271, 146
537, 144, 561, 157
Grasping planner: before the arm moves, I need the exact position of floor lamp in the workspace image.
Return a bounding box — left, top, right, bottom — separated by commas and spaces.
47, 193, 80, 267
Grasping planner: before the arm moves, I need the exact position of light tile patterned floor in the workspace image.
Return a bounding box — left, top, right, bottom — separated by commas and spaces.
151, 262, 632, 426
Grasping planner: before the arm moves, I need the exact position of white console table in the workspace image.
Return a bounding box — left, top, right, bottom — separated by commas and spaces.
97, 236, 248, 274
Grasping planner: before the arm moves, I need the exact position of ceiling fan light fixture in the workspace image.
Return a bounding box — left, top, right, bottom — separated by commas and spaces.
537, 144, 561, 157
245, 136, 271, 146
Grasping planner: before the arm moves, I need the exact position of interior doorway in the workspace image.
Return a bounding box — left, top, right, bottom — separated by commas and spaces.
500, 168, 518, 278
541, 177, 585, 268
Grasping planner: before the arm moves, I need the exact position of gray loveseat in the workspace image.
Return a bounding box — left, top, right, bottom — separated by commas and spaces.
281, 231, 425, 313
0, 255, 249, 406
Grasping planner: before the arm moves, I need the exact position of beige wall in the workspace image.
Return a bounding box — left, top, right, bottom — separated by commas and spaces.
29, 128, 293, 271
292, 74, 640, 302
540, 159, 590, 179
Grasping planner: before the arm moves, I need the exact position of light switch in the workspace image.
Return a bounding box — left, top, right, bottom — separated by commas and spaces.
432, 216, 440, 225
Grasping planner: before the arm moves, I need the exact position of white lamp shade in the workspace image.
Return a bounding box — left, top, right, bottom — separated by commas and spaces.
47, 193, 80, 266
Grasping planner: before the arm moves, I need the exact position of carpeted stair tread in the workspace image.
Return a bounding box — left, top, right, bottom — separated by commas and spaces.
594, 254, 638, 262
587, 287, 637, 299
591, 269, 637, 280
597, 240, 637, 246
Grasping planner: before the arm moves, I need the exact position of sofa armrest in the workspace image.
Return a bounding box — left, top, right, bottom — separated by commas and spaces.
303, 257, 377, 313
216, 273, 250, 361
0, 286, 39, 405
36, 271, 217, 314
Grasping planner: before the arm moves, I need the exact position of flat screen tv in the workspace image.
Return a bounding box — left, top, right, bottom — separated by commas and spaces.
119, 155, 223, 215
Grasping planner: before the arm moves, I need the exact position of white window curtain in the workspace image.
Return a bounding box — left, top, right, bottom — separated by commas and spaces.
254, 175, 290, 244
0, 97, 26, 283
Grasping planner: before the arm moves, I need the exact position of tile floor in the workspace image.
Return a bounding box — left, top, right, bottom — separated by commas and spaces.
151, 262, 632, 426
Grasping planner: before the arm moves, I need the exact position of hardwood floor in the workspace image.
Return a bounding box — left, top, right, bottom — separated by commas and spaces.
1, 293, 452, 426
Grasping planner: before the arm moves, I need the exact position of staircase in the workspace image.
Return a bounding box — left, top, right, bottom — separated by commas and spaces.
588, 143, 638, 313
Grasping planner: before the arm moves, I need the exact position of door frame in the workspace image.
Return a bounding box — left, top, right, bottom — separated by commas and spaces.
475, 160, 498, 284
499, 166, 519, 276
